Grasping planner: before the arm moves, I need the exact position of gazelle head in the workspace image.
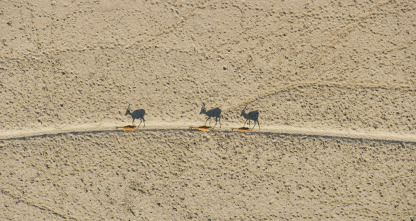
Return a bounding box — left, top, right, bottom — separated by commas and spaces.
241, 104, 248, 116
200, 103, 206, 114
125, 104, 132, 116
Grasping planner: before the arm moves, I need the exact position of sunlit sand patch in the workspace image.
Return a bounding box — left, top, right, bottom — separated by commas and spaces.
116, 125, 137, 131
232, 127, 251, 132
190, 126, 212, 131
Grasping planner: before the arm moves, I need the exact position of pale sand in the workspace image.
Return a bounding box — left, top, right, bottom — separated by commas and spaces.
1, 0, 416, 220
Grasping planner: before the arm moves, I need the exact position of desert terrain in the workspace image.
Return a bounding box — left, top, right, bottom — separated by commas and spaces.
1, 0, 415, 220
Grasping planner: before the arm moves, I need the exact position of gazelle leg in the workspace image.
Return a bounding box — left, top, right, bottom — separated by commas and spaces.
243, 119, 248, 127
138, 119, 142, 128
213, 118, 217, 128
218, 116, 221, 128
143, 118, 145, 128
257, 120, 260, 130
205, 117, 211, 126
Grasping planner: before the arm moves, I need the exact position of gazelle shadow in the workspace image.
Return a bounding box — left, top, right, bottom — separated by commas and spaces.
199, 103, 222, 128
240, 104, 260, 130
125, 104, 146, 128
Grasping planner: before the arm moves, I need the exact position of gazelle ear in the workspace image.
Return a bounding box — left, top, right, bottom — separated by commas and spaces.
202, 102, 205, 106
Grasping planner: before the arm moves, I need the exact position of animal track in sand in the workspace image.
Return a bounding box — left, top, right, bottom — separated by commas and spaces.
1, 122, 416, 144
225, 81, 416, 112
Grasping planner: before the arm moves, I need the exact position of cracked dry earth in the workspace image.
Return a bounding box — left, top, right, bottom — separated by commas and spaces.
1, 0, 416, 220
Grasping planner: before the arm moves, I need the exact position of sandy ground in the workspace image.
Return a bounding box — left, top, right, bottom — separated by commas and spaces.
1, 0, 416, 220
1, 131, 416, 220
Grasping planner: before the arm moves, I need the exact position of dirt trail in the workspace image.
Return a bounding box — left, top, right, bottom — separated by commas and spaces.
2, 122, 416, 143
225, 81, 416, 112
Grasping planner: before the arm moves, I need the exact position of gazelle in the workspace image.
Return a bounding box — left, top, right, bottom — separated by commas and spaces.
125, 104, 146, 127
200, 103, 222, 128
240, 104, 260, 130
